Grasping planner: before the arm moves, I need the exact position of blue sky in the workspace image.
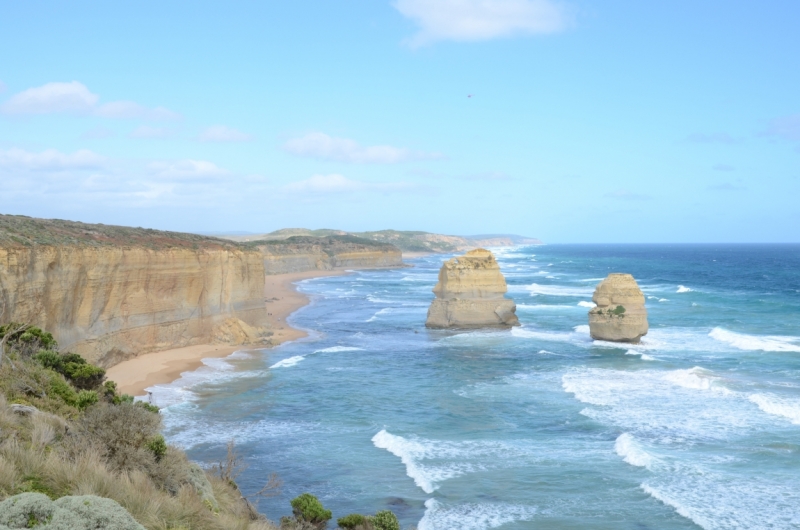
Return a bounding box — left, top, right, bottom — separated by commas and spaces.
1, 1, 798, 242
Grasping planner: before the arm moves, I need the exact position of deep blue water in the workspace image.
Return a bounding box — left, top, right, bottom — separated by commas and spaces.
154, 245, 800, 529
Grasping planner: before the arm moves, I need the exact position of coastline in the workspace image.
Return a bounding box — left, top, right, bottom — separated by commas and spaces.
106, 269, 349, 396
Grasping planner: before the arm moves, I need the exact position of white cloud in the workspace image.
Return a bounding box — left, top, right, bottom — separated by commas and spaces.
82, 126, 115, 139
283, 132, 442, 164
0, 81, 99, 115
198, 125, 253, 142
147, 159, 231, 181
394, 0, 569, 47
283, 174, 414, 193
0, 81, 180, 120
95, 101, 181, 121
130, 125, 174, 139
0, 147, 105, 171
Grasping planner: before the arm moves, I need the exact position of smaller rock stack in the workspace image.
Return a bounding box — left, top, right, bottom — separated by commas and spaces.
588, 273, 648, 343
425, 249, 519, 328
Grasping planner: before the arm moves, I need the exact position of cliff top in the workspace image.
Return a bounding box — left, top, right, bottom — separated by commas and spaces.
244, 234, 397, 252
0, 214, 238, 250
224, 229, 542, 253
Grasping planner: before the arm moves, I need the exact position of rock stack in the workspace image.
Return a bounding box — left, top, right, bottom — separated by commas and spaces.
425, 249, 519, 328
588, 273, 648, 343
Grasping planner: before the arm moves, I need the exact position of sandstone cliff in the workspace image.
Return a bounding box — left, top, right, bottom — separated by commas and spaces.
249, 235, 403, 274
0, 215, 270, 367
426, 249, 519, 328
588, 273, 648, 343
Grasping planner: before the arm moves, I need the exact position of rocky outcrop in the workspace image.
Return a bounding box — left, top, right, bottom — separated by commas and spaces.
588, 273, 648, 343
0, 215, 271, 367
426, 249, 519, 328
252, 236, 403, 274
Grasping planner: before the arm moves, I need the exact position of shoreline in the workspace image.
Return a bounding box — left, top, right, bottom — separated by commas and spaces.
105, 269, 349, 396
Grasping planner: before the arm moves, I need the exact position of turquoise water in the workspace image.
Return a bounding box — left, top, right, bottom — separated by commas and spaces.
154, 245, 800, 529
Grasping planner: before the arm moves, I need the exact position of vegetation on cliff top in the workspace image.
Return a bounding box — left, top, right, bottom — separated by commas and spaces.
228, 228, 542, 253
0, 213, 239, 249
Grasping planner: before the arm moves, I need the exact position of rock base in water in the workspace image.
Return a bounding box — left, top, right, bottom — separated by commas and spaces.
425, 249, 519, 329
588, 273, 648, 343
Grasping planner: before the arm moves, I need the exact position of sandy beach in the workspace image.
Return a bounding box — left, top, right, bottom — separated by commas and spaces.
106, 269, 348, 396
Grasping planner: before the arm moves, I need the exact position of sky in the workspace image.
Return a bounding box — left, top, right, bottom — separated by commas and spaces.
0, 1, 798, 243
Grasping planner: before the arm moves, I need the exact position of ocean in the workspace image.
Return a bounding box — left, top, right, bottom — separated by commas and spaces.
152, 244, 800, 529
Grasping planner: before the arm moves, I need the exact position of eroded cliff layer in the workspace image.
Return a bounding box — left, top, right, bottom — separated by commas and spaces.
426, 249, 519, 328
588, 273, 648, 343
0, 215, 270, 366
251, 236, 403, 274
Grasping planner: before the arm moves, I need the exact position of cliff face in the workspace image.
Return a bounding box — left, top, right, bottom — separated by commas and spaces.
0, 245, 270, 366
252, 236, 403, 274
588, 273, 648, 343
426, 249, 519, 328
0, 215, 271, 367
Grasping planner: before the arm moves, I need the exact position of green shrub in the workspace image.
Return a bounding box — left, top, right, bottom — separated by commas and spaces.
612, 305, 626, 316
147, 434, 168, 461
290, 493, 331, 527
371, 511, 399, 530
1, 324, 58, 358
337, 514, 369, 529
136, 401, 160, 414
33, 350, 106, 390
76, 389, 99, 409
63, 361, 105, 390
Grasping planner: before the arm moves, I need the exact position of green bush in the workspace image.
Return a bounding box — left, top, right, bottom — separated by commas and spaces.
76, 389, 99, 409
612, 305, 626, 316
290, 493, 331, 527
371, 511, 399, 530
1, 324, 58, 358
33, 350, 106, 390
337, 514, 368, 529
147, 434, 168, 461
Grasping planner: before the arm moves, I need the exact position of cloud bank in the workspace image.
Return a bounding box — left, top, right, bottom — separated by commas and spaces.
283, 132, 442, 164
394, 0, 570, 47
0, 81, 179, 120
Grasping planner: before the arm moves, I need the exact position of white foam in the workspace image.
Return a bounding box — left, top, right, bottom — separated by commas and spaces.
642, 476, 800, 530
573, 324, 590, 334
677, 285, 693, 293
663, 367, 715, 390
659, 298, 669, 302
749, 394, 800, 425
270, 355, 305, 369
371, 430, 485, 493
511, 327, 591, 344
418, 499, 537, 530
367, 307, 394, 322
615, 433, 657, 470
313, 346, 364, 353
709, 327, 800, 352
577, 301, 596, 308
640, 354, 657, 361
516, 303, 576, 310
578, 278, 605, 282
526, 283, 593, 297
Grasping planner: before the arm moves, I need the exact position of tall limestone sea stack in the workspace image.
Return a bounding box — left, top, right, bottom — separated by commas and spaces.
588, 273, 648, 343
426, 249, 519, 328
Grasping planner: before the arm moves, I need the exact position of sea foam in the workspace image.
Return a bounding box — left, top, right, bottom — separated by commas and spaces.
615, 433, 657, 470
526, 283, 593, 297
418, 499, 537, 530
270, 355, 305, 369
676, 285, 693, 293
748, 394, 800, 425
709, 327, 800, 352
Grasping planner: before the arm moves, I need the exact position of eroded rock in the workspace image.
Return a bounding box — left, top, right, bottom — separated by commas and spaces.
426, 249, 519, 328
588, 273, 648, 343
